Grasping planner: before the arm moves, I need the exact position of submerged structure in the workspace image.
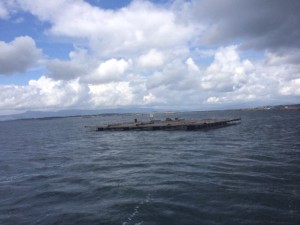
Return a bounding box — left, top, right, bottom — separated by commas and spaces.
85, 118, 241, 131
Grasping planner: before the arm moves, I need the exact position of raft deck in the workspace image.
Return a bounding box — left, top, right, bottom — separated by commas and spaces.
85, 118, 241, 131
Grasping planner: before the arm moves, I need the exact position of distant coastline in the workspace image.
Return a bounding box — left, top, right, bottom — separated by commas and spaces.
0, 103, 299, 122
237, 104, 300, 111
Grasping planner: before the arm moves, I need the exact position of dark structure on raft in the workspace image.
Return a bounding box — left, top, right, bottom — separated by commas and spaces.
85, 118, 241, 131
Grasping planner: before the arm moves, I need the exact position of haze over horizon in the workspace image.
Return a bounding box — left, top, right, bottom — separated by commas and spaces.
1, 0, 300, 115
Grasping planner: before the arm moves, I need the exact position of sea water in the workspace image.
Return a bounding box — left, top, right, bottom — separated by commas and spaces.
0, 110, 299, 225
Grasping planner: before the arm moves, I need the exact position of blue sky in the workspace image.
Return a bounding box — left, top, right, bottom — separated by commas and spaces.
0, 0, 299, 115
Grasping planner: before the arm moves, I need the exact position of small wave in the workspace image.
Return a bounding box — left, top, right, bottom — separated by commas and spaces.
122, 193, 152, 225
32, 190, 81, 202
0, 173, 41, 184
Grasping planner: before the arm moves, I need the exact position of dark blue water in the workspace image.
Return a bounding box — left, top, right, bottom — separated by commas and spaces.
0, 110, 299, 225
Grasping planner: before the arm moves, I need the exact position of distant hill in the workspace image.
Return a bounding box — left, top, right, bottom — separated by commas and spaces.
0, 108, 162, 121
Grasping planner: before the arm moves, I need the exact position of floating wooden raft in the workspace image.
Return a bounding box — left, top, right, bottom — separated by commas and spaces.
85, 118, 241, 131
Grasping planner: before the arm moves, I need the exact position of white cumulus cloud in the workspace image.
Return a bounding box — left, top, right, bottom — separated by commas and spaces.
85, 58, 131, 84
201, 46, 254, 92
137, 49, 165, 69
16, 0, 194, 57
89, 82, 133, 106
0, 76, 89, 110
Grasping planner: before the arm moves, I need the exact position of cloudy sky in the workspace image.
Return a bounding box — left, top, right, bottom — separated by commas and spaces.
0, 0, 299, 114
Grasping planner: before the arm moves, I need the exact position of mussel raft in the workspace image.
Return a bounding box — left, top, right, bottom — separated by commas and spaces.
85, 118, 241, 131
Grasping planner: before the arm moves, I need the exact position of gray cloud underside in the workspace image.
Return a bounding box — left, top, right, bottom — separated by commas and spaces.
46, 59, 89, 80
0, 36, 41, 75
190, 0, 300, 51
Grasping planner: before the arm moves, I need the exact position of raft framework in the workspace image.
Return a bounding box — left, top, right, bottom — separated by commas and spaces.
85, 118, 241, 131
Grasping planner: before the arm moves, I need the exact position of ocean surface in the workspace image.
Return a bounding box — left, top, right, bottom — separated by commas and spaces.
0, 110, 299, 225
